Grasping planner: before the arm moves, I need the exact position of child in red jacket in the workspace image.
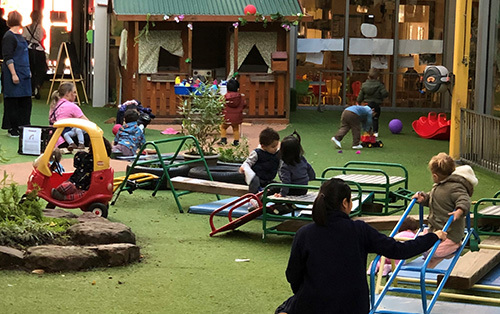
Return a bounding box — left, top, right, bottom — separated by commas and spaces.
219, 79, 246, 146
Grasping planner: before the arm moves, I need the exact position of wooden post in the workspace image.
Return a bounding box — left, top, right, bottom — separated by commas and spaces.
234, 27, 239, 75
135, 22, 141, 100
188, 26, 193, 76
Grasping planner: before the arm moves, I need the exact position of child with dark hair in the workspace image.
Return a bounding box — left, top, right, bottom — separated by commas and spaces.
276, 178, 446, 314
112, 109, 146, 157
219, 78, 246, 146
239, 127, 280, 193
270, 131, 315, 214
367, 216, 420, 276
52, 137, 112, 201
275, 131, 315, 198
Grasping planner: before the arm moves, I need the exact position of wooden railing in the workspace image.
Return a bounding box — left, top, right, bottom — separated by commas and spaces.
129, 72, 289, 122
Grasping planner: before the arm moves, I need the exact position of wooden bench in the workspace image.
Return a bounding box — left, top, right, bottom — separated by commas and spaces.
170, 176, 249, 197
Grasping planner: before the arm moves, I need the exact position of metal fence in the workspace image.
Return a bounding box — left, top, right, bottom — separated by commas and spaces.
460, 109, 500, 174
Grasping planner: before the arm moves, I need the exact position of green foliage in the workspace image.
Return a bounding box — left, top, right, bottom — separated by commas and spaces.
218, 137, 250, 163
0, 176, 76, 249
134, 13, 156, 45
179, 85, 225, 155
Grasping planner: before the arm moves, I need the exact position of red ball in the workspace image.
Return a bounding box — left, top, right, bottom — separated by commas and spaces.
112, 124, 122, 136
244, 4, 257, 15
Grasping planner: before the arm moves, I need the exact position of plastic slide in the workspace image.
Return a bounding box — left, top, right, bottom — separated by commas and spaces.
412, 112, 451, 140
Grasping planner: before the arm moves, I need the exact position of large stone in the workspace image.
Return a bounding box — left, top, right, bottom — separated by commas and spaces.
24, 245, 102, 271
93, 243, 141, 266
0, 246, 25, 269
43, 208, 79, 219
68, 220, 136, 245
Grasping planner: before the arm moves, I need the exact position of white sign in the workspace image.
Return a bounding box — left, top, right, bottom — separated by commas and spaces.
21, 127, 42, 155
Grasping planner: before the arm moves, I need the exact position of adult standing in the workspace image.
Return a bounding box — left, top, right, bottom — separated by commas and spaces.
49, 82, 89, 148
276, 178, 446, 314
0, 8, 9, 59
357, 68, 388, 137
23, 10, 47, 99
1, 11, 32, 137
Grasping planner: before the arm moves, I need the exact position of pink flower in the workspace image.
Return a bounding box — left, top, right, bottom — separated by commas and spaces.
233, 22, 239, 28
178, 14, 185, 21
187, 23, 193, 30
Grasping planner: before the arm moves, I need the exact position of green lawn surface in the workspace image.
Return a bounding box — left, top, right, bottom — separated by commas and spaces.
0, 100, 499, 313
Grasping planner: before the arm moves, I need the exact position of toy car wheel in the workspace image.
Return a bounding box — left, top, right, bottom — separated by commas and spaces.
89, 203, 109, 218
368, 143, 372, 148
379, 142, 384, 148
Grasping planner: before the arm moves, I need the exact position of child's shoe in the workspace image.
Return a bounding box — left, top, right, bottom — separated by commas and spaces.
218, 137, 227, 145
232, 140, 239, 146
51, 188, 65, 201
77, 143, 85, 149
67, 143, 77, 151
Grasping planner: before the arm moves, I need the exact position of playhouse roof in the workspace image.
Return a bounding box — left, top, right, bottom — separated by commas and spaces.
112, 0, 303, 18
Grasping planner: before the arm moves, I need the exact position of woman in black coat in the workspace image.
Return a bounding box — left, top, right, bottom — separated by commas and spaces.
277, 178, 446, 314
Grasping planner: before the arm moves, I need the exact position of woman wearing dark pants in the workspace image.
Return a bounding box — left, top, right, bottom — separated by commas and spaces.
23, 10, 47, 99
357, 68, 388, 137
1, 11, 32, 137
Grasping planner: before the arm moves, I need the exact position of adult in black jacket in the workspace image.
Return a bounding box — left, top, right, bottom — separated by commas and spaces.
277, 178, 446, 314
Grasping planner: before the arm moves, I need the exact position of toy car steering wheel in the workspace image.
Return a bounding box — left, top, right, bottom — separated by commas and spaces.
50, 162, 64, 176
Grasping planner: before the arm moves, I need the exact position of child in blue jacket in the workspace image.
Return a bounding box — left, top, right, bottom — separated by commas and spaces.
112, 109, 146, 156
332, 105, 374, 150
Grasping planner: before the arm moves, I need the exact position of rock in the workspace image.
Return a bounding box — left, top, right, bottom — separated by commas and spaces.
43, 208, 79, 219
68, 221, 136, 245
77, 212, 109, 223
0, 246, 24, 269
25, 245, 102, 272
93, 243, 141, 266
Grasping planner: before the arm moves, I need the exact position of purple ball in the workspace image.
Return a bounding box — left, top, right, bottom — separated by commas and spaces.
388, 119, 403, 134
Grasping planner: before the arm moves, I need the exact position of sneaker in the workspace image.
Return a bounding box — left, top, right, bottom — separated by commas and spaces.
67, 143, 77, 151
331, 137, 342, 149
218, 137, 227, 145
247, 199, 260, 212
8, 129, 19, 137
352, 145, 363, 149
270, 203, 295, 215
374, 132, 379, 137
77, 144, 85, 149
232, 140, 239, 146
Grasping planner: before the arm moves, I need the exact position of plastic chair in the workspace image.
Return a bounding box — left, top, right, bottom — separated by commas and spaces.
347, 81, 362, 104
295, 80, 314, 105
322, 79, 342, 105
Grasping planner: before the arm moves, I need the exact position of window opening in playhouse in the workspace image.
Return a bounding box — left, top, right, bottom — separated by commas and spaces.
158, 47, 180, 72
239, 45, 268, 73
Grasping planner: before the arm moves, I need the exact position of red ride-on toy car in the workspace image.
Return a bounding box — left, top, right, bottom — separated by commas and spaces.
26, 118, 114, 217
360, 133, 383, 148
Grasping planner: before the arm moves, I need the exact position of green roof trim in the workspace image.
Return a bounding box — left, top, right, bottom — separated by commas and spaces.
113, 0, 302, 16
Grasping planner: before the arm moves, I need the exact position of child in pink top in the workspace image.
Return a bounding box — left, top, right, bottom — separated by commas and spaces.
367, 217, 420, 276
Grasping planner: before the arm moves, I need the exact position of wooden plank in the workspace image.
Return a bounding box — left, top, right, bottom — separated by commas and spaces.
268, 82, 275, 115
169, 83, 178, 116
277, 75, 285, 115
437, 237, 500, 289
170, 176, 249, 196
258, 82, 266, 116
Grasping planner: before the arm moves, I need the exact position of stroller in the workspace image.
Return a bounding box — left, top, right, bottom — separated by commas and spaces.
116, 100, 155, 129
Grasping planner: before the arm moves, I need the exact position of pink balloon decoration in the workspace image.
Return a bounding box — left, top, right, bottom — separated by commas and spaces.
244, 4, 257, 15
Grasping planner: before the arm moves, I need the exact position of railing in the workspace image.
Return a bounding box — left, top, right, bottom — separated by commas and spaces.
460, 109, 500, 174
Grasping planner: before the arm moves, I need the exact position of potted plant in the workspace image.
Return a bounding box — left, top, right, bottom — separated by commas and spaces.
178, 84, 225, 165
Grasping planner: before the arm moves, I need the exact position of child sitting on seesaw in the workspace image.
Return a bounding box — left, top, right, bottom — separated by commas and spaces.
239, 127, 280, 194
271, 131, 315, 215
367, 216, 419, 276
51, 137, 112, 201
413, 152, 478, 268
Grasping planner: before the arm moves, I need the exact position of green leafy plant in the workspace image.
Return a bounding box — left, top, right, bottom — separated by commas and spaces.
178, 85, 225, 156
134, 13, 156, 45
0, 174, 76, 249
218, 137, 250, 163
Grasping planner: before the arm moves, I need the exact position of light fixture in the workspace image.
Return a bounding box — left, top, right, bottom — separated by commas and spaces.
356, 5, 369, 13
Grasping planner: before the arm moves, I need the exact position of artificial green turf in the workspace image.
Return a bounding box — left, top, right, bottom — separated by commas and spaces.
0, 100, 499, 313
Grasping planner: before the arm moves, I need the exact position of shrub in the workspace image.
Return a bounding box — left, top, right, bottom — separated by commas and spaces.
0, 175, 76, 249
218, 137, 250, 163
